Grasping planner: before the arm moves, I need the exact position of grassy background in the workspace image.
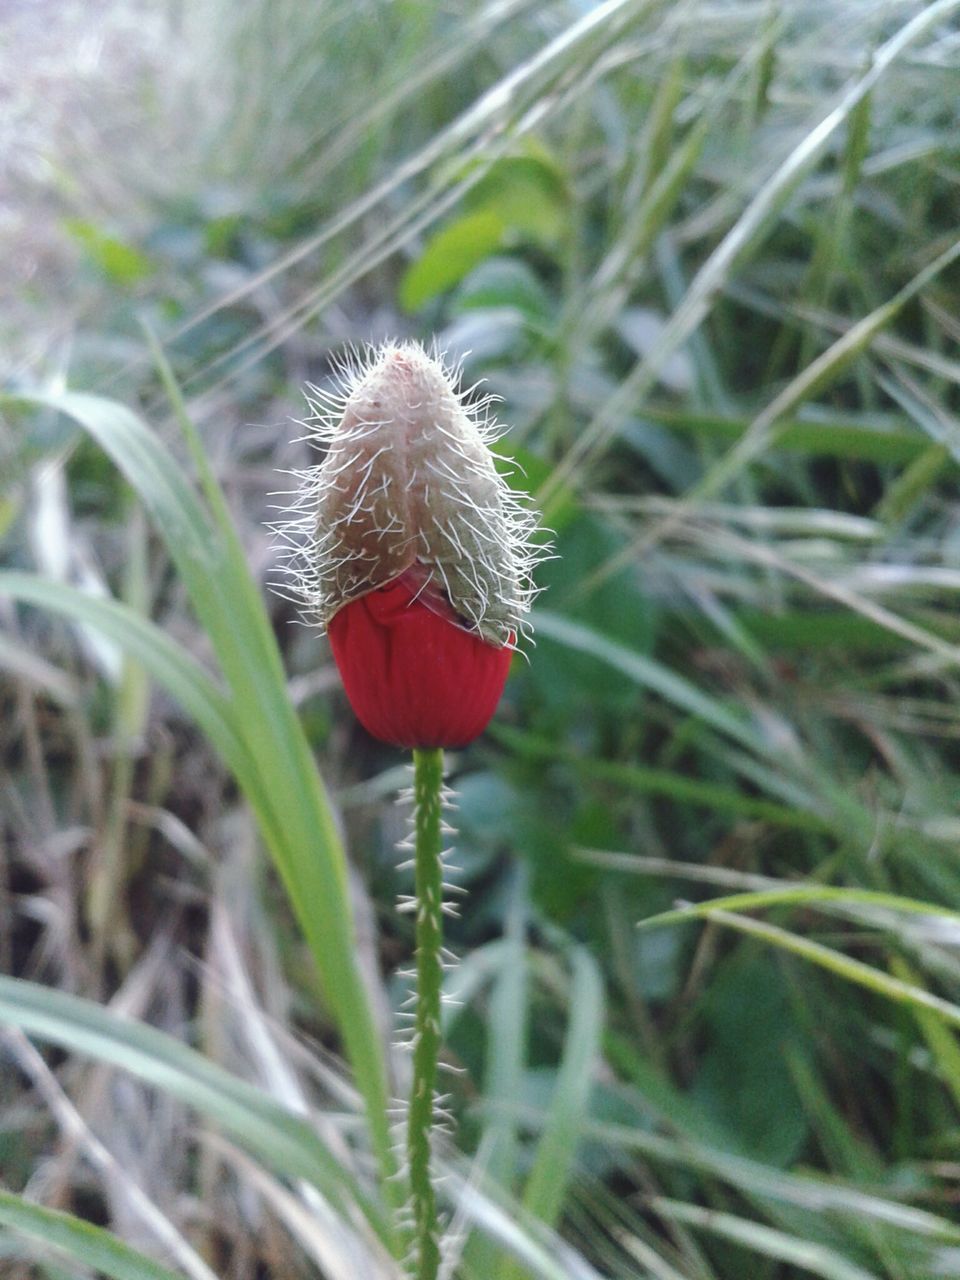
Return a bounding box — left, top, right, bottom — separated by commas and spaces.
4, 1, 960, 1276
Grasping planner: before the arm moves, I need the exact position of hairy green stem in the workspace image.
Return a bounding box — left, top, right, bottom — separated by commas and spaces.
408, 747, 445, 1280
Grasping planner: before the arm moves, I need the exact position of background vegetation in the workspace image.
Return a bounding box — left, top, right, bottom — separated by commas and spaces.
4, 0, 960, 1276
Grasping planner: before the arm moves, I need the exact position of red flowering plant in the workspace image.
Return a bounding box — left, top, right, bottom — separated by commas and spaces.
277, 341, 547, 1279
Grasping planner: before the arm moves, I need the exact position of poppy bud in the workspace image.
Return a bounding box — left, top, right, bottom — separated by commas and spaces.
281, 342, 546, 748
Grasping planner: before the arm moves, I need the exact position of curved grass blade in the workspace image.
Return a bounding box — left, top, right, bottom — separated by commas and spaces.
649, 1197, 878, 1280
638, 886, 960, 934
0, 572, 284, 859
641, 406, 943, 466
1, 389, 398, 1215
533, 610, 764, 754
500, 948, 604, 1279
498, 1106, 960, 1246
0, 974, 389, 1245
531, 611, 871, 838
520, 948, 603, 1225
0, 1188, 190, 1280
492, 725, 834, 833
696, 235, 960, 500
647, 907, 960, 1032
539, 0, 960, 511
534, 609, 883, 845
448, 1168, 608, 1280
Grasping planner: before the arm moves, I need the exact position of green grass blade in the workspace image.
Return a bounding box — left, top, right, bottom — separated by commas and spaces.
892, 957, 960, 1114
502, 1107, 960, 1245
171, 0, 652, 395
2, 390, 397, 1213
649, 908, 960, 1032
0, 1190, 186, 1280
0, 974, 388, 1243
485, 869, 528, 1187
539, 0, 960, 511
531, 611, 869, 835
450, 1169, 608, 1280
641, 406, 941, 466
466, 873, 529, 1276
638, 886, 960, 933
533, 610, 765, 754
491, 725, 834, 833
696, 236, 960, 499
507, 947, 603, 1271
649, 1197, 878, 1280
0, 571, 283, 854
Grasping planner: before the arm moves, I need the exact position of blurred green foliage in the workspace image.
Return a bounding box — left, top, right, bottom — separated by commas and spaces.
4, 0, 960, 1277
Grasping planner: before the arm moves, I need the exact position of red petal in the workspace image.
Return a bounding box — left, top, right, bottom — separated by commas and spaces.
328, 571, 513, 749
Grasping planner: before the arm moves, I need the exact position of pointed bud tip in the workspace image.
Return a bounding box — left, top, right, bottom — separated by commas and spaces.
276, 339, 553, 744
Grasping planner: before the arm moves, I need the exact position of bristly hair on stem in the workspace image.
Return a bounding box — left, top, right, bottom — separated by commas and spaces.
408, 746, 446, 1280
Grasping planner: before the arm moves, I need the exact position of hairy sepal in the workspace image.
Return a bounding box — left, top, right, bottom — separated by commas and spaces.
282, 342, 545, 648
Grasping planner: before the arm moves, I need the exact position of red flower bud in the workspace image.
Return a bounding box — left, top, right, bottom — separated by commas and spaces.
328, 566, 514, 748
279, 342, 546, 748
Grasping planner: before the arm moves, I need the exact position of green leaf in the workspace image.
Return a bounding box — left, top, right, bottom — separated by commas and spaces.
530, 517, 656, 714
694, 951, 808, 1164
400, 209, 505, 310
64, 218, 154, 285
454, 257, 553, 322
466, 152, 568, 244
0, 1190, 185, 1280
492, 440, 578, 533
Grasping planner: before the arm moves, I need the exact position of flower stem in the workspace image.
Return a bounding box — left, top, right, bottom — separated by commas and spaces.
408, 746, 445, 1280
